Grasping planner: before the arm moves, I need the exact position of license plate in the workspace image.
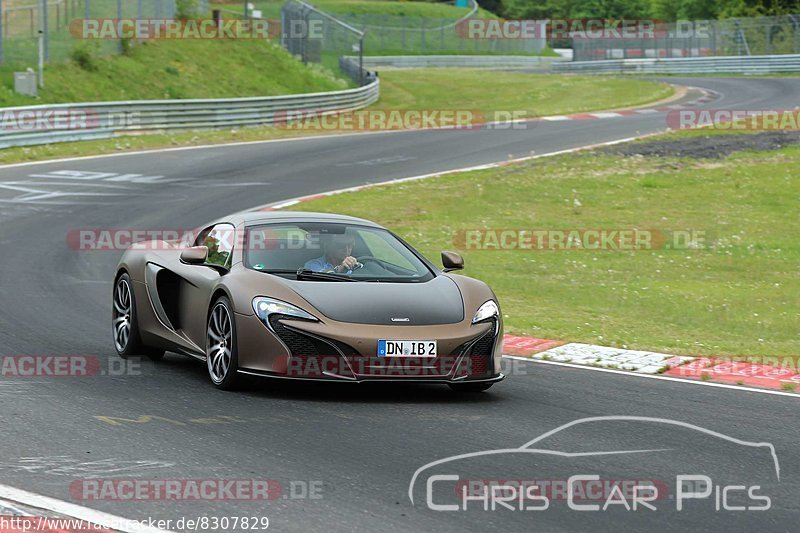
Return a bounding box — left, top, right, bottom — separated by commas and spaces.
378, 340, 437, 357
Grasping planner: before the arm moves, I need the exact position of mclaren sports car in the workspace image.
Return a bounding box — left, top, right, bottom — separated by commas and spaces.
113, 211, 504, 391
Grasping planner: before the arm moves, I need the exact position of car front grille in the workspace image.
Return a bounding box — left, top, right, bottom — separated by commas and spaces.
269, 316, 354, 378
268, 315, 496, 379
460, 325, 496, 378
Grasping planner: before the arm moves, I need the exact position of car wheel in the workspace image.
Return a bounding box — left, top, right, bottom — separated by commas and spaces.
448, 382, 494, 393
113, 273, 165, 361
206, 296, 240, 390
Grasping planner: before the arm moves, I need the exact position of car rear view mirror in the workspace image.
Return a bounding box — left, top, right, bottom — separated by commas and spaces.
441, 251, 464, 272
181, 246, 209, 265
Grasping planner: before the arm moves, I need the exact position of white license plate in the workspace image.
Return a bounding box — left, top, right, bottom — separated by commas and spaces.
378, 340, 437, 357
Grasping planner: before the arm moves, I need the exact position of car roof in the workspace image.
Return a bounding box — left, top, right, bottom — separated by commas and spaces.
218, 210, 385, 229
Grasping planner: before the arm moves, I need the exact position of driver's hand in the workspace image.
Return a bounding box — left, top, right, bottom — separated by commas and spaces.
339, 256, 358, 271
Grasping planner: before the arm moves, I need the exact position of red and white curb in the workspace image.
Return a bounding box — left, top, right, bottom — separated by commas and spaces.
504, 335, 798, 395
528, 87, 719, 123
504, 336, 692, 374
665, 358, 800, 390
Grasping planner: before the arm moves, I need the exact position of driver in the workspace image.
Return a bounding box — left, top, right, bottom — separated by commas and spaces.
304, 233, 359, 274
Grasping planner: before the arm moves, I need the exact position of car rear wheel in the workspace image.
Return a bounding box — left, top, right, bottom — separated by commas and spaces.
113, 273, 165, 361
448, 382, 494, 393
206, 296, 241, 390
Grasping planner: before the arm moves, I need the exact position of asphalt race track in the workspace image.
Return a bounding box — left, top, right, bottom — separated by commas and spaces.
0, 77, 797, 532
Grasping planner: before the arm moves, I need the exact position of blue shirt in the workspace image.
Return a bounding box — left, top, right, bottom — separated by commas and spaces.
304, 256, 354, 274
304, 256, 335, 272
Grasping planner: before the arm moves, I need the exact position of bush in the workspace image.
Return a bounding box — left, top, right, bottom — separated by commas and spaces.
70, 43, 98, 72
120, 38, 134, 56
176, 0, 200, 20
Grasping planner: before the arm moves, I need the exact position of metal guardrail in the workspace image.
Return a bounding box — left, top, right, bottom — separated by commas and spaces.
347, 55, 567, 69
0, 80, 380, 149
553, 54, 800, 74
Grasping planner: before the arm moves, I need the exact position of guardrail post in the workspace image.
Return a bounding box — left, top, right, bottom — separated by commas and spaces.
359, 33, 364, 86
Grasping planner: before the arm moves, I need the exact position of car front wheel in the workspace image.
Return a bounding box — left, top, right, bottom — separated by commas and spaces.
113, 273, 164, 361
206, 296, 241, 390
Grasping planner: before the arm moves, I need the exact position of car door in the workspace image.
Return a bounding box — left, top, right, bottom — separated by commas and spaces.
174, 223, 236, 350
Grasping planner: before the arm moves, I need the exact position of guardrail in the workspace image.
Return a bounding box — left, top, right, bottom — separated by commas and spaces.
553, 54, 800, 74
347, 55, 567, 69
0, 80, 380, 149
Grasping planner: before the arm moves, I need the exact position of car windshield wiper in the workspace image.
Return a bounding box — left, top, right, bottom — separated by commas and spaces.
295, 268, 358, 282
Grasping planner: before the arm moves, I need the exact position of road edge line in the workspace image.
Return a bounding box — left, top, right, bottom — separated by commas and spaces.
0, 484, 174, 533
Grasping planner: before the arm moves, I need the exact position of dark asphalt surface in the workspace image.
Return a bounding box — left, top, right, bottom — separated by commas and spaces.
0, 77, 797, 532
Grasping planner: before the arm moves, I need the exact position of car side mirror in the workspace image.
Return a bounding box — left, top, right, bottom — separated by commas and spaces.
441, 251, 464, 272
181, 246, 208, 265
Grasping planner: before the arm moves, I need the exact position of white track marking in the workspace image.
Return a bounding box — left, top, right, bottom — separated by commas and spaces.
503, 355, 799, 398
530, 342, 694, 373
0, 483, 174, 532
589, 112, 622, 118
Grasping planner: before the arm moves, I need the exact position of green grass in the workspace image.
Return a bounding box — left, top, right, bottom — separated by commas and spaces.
0, 38, 348, 107
211, 0, 490, 20
375, 69, 674, 117
211, 0, 522, 55
290, 132, 800, 359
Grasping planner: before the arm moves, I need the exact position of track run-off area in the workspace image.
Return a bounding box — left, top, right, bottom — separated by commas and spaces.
0, 77, 797, 532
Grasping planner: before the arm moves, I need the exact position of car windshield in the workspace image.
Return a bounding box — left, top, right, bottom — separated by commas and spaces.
244, 222, 435, 283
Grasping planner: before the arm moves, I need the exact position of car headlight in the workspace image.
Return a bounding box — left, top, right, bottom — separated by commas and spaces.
472, 300, 499, 324
253, 297, 319, 324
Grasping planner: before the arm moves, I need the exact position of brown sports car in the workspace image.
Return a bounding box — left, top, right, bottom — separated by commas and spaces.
113, 211, 504, 391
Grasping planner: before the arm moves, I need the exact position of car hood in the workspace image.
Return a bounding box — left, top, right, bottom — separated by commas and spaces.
284, 275, 465, 325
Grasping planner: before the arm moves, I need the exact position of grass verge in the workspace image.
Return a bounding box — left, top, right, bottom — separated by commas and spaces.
290, 130, 799, 359
374, 69, 673, 117
211, 0, 492, 20
0, 39, 348, 107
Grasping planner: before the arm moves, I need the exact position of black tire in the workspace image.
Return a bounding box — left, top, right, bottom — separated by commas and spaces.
206, 296, 241, 390
448, 382, 494, 393
113, 273, 165, 361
